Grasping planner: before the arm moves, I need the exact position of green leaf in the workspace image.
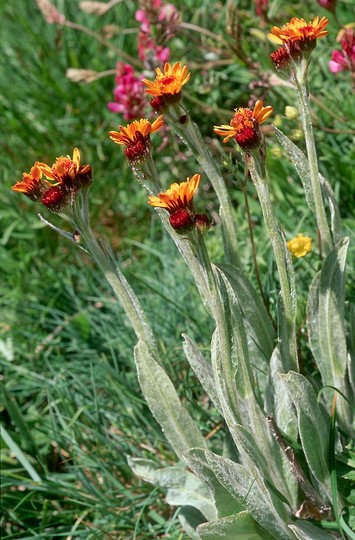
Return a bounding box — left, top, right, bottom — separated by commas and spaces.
215, 263, 275, 363
273, 126, 315, 214
72, 311, 91, 340
281, 372, 330, 488
182, 334, 222, 415
178, 506, 207, 539
273, 127, 342, 243
197, 511, 276, 540
134, 340, 206, 460
307, 238, 353, 430
1, 425, 42, 483
203, 449, 292, 539
288, 520, 339, 539
127, 457, 217, 521
264, 347, 299, 509
184, 448, 241, 518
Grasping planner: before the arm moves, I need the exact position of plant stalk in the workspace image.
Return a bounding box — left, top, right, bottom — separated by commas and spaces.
164, 103, 241, 269
295, 76, 333, 256
248, 158, 298, 373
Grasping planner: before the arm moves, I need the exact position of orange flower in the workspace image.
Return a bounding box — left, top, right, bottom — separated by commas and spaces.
269, 16, 329, 45
148, 174, 202, 232
142, 62, 190, 105
148, 174, 200, 213
214, 100, 273, 149
109, 116, 163, 162
37, 148, 91, 189
12, 148, 92, 211
11, 164, 46, 201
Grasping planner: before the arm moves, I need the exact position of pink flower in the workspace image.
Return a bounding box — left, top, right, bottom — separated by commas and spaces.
135, 9, 150, 33
317, 0, 337, 11
329, 28, 355, 74
255, 0, 268, 17
108, 63, 147, 121
329, 50, 348, 73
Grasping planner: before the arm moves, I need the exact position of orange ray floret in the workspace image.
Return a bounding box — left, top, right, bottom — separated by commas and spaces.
11, 164, 45, 200
148, 174, 201, 213
214, 100, 273, 144
109, 116, 164, 146
269, 16, 329, 45
142, 62, 190, 97
37, 148, 91, 188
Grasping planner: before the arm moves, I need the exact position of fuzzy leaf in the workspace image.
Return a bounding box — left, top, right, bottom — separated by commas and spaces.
281, 372, 330, 487
184, 448, 241, 518
178, 507, 207, 539
197, 511, 276, 540
288, 520, 337, 539
215, 263, 275, 363
273, 127, 342, 242
182, 334, 222, 415
307, 238, 353, 431
128, 457, 217, 521
273, 126, 315, 213
204, 449, 292, 539
134, 341, 206, 459
307, 238, 349, 384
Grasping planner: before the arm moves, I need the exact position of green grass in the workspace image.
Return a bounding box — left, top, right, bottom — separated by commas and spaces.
1, 0, 355, 537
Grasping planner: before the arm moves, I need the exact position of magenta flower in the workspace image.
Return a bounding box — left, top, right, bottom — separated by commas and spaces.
329, 28, 355, 74
108, 63, 147, 121
135, 0, 179, 67
317, 0, 337, 11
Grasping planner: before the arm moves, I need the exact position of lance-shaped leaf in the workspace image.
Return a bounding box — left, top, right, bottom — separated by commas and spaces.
273, 127, 342, 242
184, 448, 241, 518
127, 457, 217, 521
307, 238, 353, 432
289, 520, 337, 539
203, 449, 292, 539
215, 263, 275, 364
182, 334, 223, 415
307, 238, 349, 386
197, 511, 276, 540
214, 267, 285, 483
281, 372, 330, 489
134, 340, 206, 460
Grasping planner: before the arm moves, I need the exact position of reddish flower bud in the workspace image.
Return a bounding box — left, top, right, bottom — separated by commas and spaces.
194, 213, 210, 232
150, 96, 166, 112
42, 186, 67, 211
169, 209, 194, 233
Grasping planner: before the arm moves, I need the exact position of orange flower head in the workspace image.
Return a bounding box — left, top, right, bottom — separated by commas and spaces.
269, 16, 329, 45
142, 62, 190, 106
12, 148, 92, 211
269, 17, 328, 71
109, 116, 164, 163
11, 164, 45, 201
214, 100, 273, 150
37, 148, 92, 189
148, 174, 201, 232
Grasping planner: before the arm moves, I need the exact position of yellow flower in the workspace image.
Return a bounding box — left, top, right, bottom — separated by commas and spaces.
148, 174, 201, 213
109, 116, 164, 162
214, 100, 273, 148
142, 62, 190, 98
287, 234, 312, 258
269, 16, 329, 45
